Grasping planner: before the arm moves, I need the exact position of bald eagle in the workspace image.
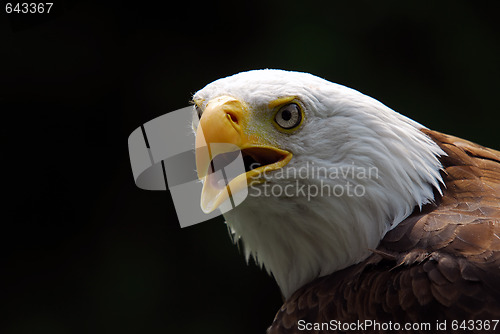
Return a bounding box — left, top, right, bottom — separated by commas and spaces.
192, 70, 500, 333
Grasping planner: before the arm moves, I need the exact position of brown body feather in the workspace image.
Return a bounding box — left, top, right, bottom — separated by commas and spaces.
268, 129, 500, 334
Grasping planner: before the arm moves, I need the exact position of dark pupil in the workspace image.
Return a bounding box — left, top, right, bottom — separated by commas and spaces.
281, 108, 292, 121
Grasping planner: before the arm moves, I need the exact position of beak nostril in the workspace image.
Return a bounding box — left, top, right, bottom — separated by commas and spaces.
227, 112, 238, 124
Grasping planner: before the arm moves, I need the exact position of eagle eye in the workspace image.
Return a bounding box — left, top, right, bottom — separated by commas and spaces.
274, 103, 302, 130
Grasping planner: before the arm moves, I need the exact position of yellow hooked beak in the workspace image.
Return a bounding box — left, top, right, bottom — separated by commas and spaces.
195, 96, 292, 213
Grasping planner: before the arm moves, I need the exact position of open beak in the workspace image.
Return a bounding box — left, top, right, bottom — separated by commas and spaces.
195, 96, 292, 213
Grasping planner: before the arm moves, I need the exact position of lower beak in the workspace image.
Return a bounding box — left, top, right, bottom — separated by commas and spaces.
195, 96, 292, 213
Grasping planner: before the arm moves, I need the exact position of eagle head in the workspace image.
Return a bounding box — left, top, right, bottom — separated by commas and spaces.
192, 69, 444, 298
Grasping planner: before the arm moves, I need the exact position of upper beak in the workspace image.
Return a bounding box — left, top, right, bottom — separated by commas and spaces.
195, 96, 292, 213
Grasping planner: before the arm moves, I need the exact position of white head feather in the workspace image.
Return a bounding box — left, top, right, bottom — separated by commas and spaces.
193, 69, 445, 298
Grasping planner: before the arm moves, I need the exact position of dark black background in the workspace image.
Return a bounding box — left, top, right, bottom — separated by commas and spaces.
1, 1, 499, 333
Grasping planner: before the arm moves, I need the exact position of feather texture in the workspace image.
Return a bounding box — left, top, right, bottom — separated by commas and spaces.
268, 129, 500, 333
